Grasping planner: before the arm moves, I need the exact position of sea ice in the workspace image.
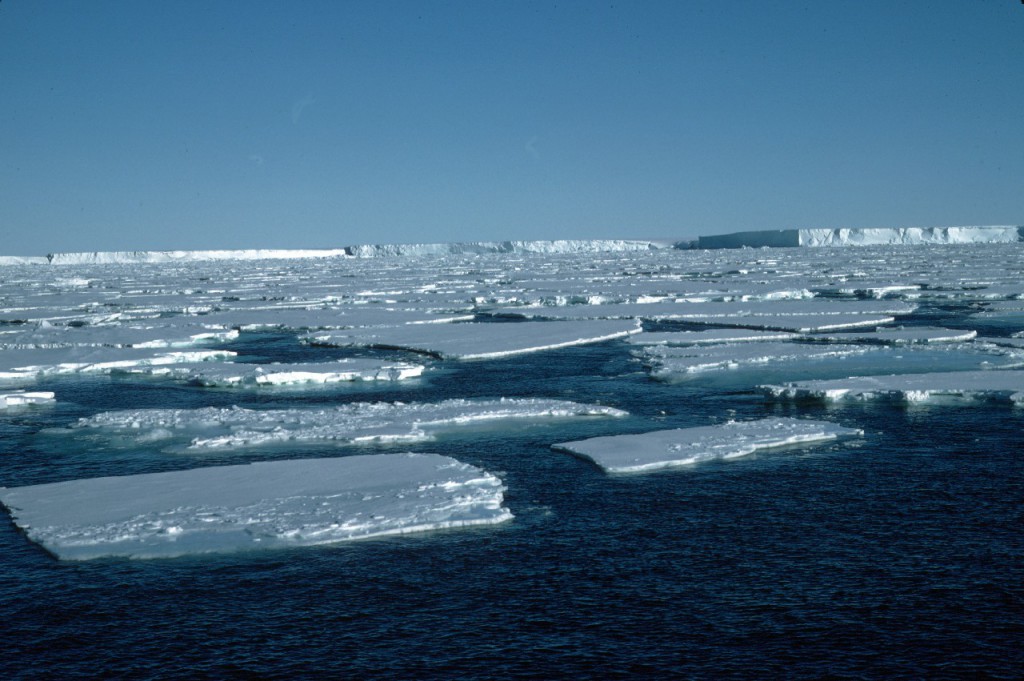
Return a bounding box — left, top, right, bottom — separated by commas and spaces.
304, 319, 642, 359
0, 346, 235, 383
66, 398, 629, 450
553, 418, 863, 473
0, 453, 512, 560
126, 359, 425, 386
761, 370, 1024, 405
627, 329, 800, 346
638, 342, 875, 379
1, 391, 56, 409
799, 327, 978, 345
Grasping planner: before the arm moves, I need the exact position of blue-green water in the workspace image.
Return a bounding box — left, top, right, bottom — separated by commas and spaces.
2, 331, 1023, 679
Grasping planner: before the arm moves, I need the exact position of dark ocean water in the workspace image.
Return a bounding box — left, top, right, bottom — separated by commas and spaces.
2, 330, 1023, 680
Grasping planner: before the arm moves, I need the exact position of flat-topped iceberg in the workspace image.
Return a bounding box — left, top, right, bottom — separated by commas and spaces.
304, 319, 642, 359
67, 398, 629, 451
553, 418, 863, 473
0, 453, 512, 560
762, 370, 1024, 405
698, 226, 1023, 249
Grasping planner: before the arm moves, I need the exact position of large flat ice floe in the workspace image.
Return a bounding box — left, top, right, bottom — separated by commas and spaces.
304, 319, 642, 359
67, 398, 629, 450
0, 453, 512, 560
762, 370, 1024, 405
1, 391, 56, 409
553, 418, 863, 473
121, 359, 424, 386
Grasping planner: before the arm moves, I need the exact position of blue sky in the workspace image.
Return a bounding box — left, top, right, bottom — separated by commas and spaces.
1, 1, 1022, 255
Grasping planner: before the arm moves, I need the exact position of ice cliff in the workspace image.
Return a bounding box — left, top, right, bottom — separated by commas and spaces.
697, 225, 1024, 249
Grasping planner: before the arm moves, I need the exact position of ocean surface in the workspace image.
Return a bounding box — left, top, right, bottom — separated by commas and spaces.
2, 246, 1023, 679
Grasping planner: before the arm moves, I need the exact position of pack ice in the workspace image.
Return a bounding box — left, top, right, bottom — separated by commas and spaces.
553, 418, 863, 473
0, 453, 512, 560
68, 398, 629, 450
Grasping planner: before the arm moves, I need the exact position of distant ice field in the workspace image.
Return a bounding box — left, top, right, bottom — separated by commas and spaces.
2, 243, 1024, 677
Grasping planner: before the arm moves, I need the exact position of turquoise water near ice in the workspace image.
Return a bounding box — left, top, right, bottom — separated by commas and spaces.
2, 326, 1023, 679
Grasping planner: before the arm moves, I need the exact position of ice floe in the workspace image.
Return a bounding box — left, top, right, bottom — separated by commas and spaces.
799, 327, 978, 345
553, 418, 863, 473
304, 319, 642, 359
66, 398, 629, 450
638, 342, 875, 379
761, 370, 1024, 405
1, 391, 56, 409
126, 359, 425, 386
0, 453, 512, 560
0, 347, 235, 384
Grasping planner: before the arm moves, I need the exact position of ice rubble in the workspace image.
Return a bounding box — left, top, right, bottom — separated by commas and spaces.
553, 418, 863, 473
1, 391, 55, 409
762, 370, 1024, 405
0, 453, 512, 560
304, 319, 642, 359
128, 359, 425, 386
68, 398, 629, 450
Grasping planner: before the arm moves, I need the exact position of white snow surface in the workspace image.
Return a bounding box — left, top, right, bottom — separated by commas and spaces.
304, 319, 642, 359
638, 342, 875, 378
0, 453, 512, 560
553, 418, 863, 473
762, 370, 1024, 405
68, 398, 629, 450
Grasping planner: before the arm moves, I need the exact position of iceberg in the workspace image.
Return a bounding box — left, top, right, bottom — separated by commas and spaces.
66, 398, 629, 450
697, 226, 1023, 249
761, 370, 1024, 405
0, 453, 512, 560
304, 319, 642, 360
553, 418, 863, 473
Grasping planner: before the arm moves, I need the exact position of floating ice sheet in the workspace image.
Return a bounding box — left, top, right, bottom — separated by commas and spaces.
0, 347, 235, 383
801, 327, 978, 344
762, 370, 1024, 405
1, 391, 55, 409
553, 418, 863, 473
0, 453, 512, 560
67, 398, 629, 450
627, 329, 799, 346
119, 359, 425, 386
304, 319, 642, 359
638, 342, 875, 378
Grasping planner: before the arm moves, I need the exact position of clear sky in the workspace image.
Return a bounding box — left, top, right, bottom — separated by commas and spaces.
1, 1, 1022, 255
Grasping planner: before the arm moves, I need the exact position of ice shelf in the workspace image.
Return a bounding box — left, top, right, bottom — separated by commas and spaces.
0, 453, 512, 560
553, 418, 863, 473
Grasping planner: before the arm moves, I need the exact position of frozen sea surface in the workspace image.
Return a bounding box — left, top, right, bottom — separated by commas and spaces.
0, 453, 511, 560
2, 243, 1023, 678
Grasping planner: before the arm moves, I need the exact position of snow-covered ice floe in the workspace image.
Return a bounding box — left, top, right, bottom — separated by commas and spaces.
553, 418, 863, 473
1, 391, 56, 409
762, 370, 1024, 405
638, 342, 875, 379
800, 327, 978, 345
66, 398, 629, 451
0, 347, 235, 384
627, 329, 800, 346
120, 359, 424, 386
304, 319, 642, 359
0, 453, 512, 560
